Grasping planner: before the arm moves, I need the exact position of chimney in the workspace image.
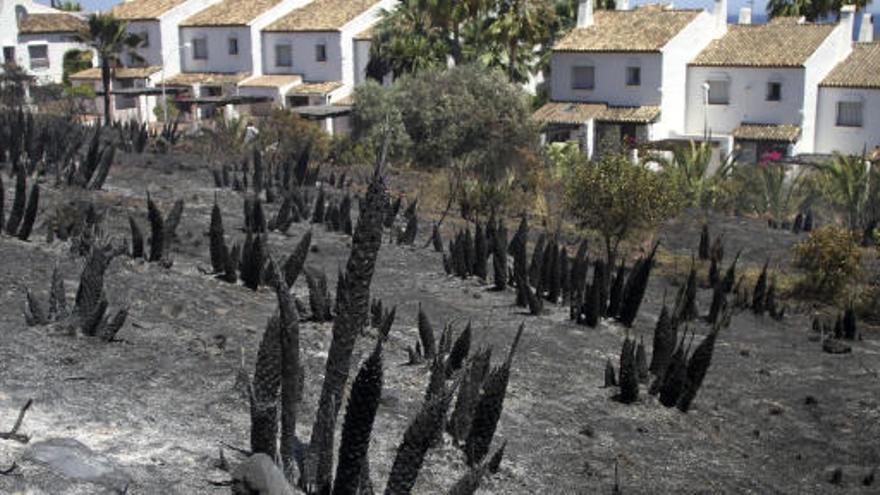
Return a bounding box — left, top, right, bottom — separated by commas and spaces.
577, 0, 593, 28
840, 5, 856, 39
713, 0, 728, 36
859, 13, 874, 42
617, 0, 629, 11
738, 7, 751, 24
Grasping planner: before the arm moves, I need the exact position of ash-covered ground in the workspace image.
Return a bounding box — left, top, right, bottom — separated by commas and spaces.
0, 153, 878, 494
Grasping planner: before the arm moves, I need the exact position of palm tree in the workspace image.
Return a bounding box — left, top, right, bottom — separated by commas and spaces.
75, 13, 142, 125
813, 153, 876, 231
367, 0, 448, 79
486, 0, 554, 83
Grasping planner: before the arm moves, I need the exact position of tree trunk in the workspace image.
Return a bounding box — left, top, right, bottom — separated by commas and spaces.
101, 58, 112, 125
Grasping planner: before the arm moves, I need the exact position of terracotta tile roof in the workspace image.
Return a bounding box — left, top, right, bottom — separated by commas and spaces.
553, 5, 701, 53
532, 101, 606, 125
597, 105, 661, 123
821, 43, 880, 89
691, 22, 836, 68
111, 0, 190, 20
163, 72, 251, 85
733, 123, 801, 142
265, 0, 381, 32
69, 65, 162, 80
239, 74, 303, 88
18, 13, 85, 34
287, 81, 343, 95
181, 0, 283, 27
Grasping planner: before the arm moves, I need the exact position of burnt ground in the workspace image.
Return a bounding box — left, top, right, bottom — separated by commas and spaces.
0, 153, 879, 494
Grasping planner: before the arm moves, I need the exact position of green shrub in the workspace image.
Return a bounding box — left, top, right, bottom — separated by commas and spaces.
793, 224, 862, 299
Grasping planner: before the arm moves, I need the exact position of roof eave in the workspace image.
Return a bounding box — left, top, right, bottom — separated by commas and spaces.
688, 62, 806, 69
552, 48, 664, 54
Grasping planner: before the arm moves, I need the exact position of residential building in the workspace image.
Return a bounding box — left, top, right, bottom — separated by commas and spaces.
1, 0, 87, 85
684, 9, 855, 161
815, 22, 879, 155
536, 0, 724, 157
258, 0, 395, 132
174, 0, 314, 115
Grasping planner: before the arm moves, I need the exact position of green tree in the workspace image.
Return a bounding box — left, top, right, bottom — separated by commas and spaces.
62, 48, 92, 85
351, 80, 411, 163
75, 13, 142, 125
565, 152, 683, 264
485, 0, 554, 83
52, 0, 83, 11
660, 140, 736, 210
368, 0, 556, 83
767, 0, 870, 21
813, 153, 877, 231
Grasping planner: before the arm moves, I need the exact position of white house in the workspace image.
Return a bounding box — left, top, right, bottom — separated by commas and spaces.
1, 0, 87, 85
684, 9, 855, 161
257, 0, 395, 132
174, 0, 314, 100
815, 31, 880, 155
536, 0, 724, 157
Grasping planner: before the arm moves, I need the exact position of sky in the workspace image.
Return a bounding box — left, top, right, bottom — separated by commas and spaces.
46, 0, 880, 22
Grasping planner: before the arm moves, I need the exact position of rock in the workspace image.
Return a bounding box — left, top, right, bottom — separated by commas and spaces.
232, 453, 295, 495
826, 466, 843, 485
822, 339, 852, 354
804, 395, 818, 406
23, 438, 130, 492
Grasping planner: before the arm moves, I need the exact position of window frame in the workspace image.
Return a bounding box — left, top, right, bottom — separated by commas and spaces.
571, 65, 595, 90
315, 43, 327, 62
28, 44, 49, 70
626, 66, 641, 86
836, 100, 863, 128
228, 37, 239, 56
192, 38, 208, 60
275, 44, 293, 67
766, 81, 782, 102
706, 79, 730, 105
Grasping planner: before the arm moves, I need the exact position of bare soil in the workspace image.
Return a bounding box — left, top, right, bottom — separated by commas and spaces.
0, 153, 878, 494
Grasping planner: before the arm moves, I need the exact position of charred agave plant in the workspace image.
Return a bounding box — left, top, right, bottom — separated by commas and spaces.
2, 172, 41, 242
24, 242, 128, 341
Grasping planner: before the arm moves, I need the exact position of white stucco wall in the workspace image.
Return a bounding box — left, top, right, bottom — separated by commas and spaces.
16, 32, 87, 84
0, 0, 54, 48
125, 20, 162, 67
815, 86, 880, 154
801, 18, 853, 153
261, 0, 392, 87
180, 25, 253, 74
262, 31, 343, 82
550, 51, 663, 106
352, 38, 370, 85
659, 11, 715, 139
684, 66, 806, 136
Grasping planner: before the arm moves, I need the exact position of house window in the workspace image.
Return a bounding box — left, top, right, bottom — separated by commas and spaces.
116, 79, 136, 110
571, 66, 594, 90
626, 66, 640, 86
192, 38, 208, 60
28, 45, 48, 69
228, 37, 238, 55
836, 101, 863, 127
288, 95, 310, 107
707, 80, 729, 105
766, 82, 782, 101
139, 31, 150, 48
275, 44, 292, 67
315, 43, 327, 62
3, 46, 15, 64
